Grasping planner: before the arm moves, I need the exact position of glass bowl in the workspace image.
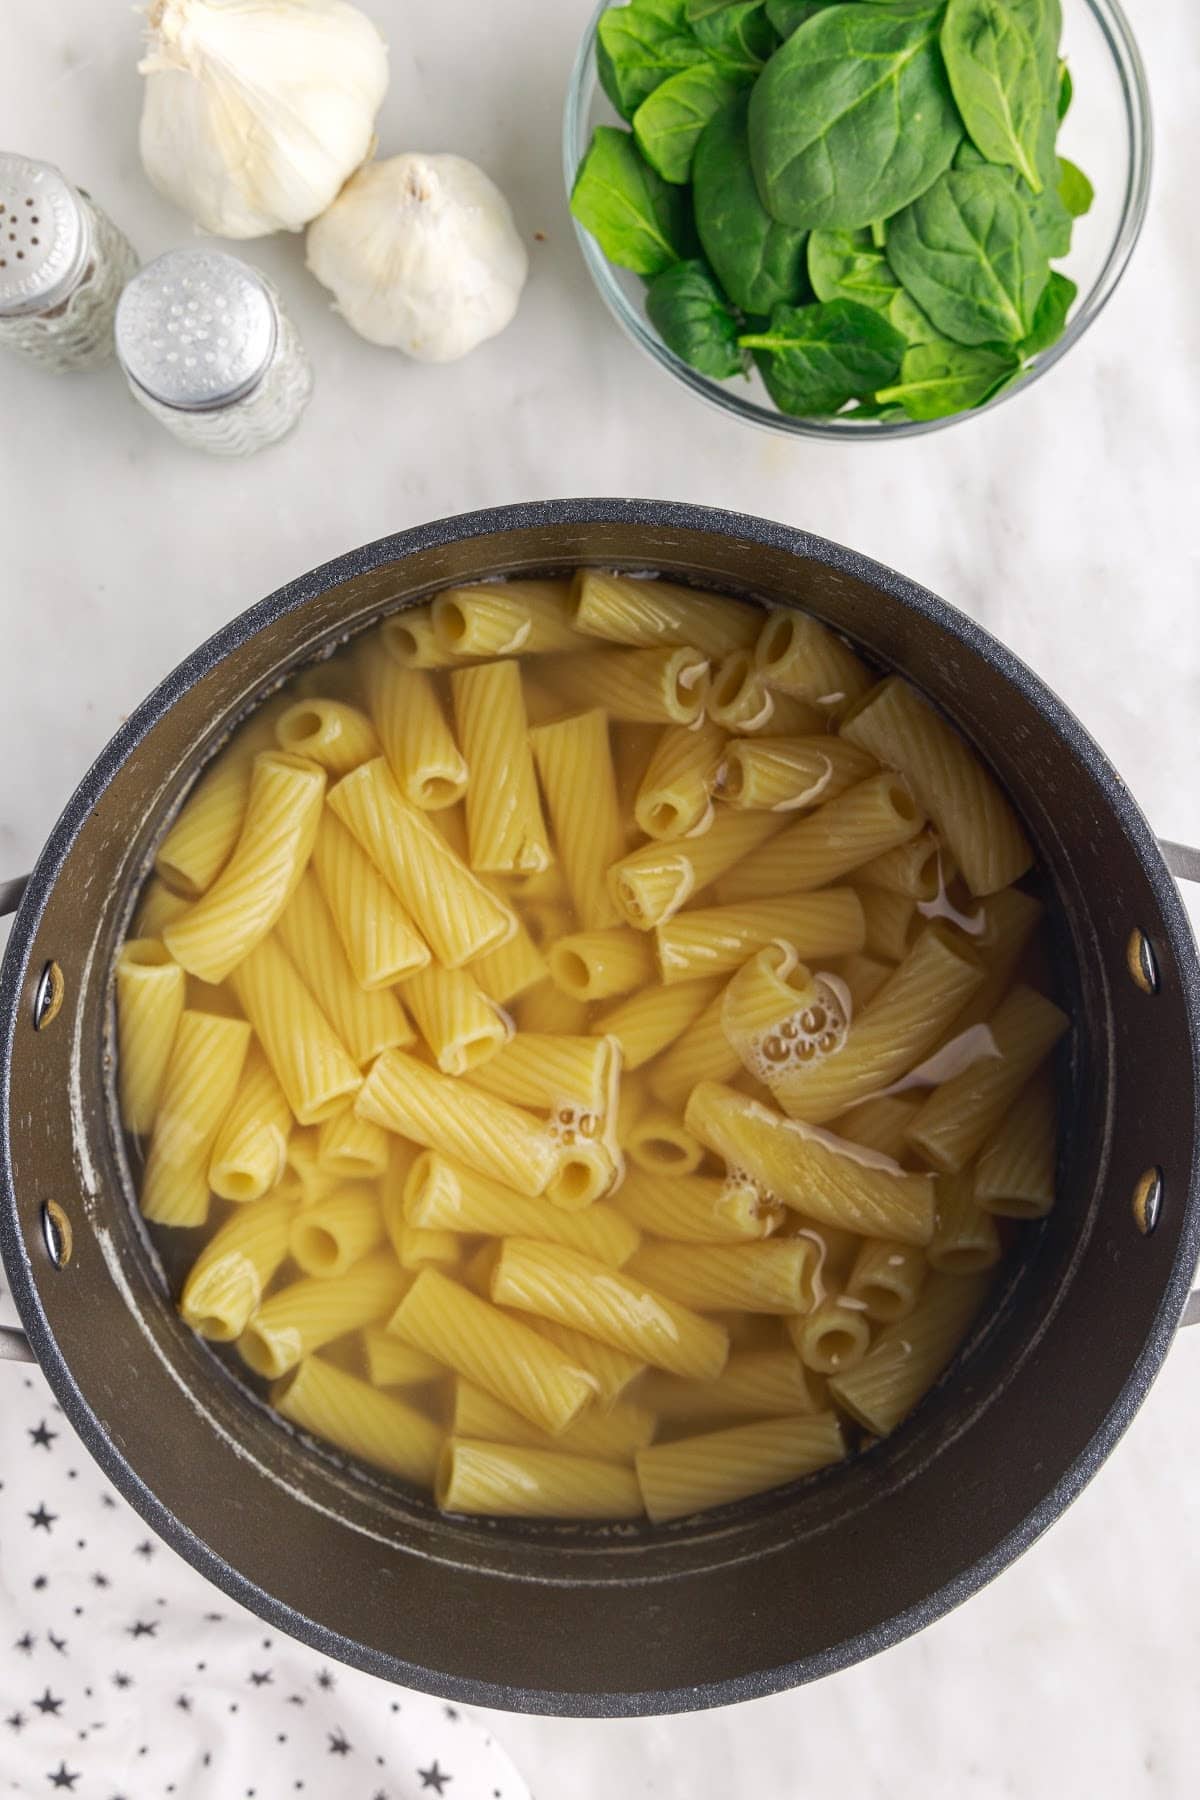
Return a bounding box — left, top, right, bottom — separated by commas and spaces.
563, 0, 1152, 440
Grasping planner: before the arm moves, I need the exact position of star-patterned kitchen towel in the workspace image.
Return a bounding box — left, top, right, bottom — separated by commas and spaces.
0, 1289, 530, 1800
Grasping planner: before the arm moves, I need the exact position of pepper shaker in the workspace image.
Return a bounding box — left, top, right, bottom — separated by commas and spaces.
114, 248, 313, 457
0, 154, 138, 372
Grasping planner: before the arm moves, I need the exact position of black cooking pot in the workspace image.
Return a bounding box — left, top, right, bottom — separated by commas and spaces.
2, 500, 1198, 1718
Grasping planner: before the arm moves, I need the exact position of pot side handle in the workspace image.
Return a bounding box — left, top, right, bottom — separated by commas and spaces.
1, 874, 29, 917
2, 878, 37, 1359
1158, 841, 1200, 1326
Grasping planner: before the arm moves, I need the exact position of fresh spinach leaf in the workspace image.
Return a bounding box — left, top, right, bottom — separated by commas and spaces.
571, 126, 694, 275
1056, 58, 1071, 119
807, 228, 937, 341
739, 297, 906, 413
687, 0, 778, 69
634, 61, 745, 182
1008, 0, 1061, 81
1057, 156, 1093, 218
940, 0, 1047, 192
875, 339, 1019, 417
1019, 267, 1075, 354
646, 258, 748, 375
596, 1, 709, 121
693, 93, 810, 311
764, 0, 830, 35
887, 165, 1049, 344
848, 398, 911, 421
954, 138, 1070, 256
748, 4, 963, 230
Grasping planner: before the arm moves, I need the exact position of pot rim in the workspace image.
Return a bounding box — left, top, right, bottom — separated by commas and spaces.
3, 497, 1199, 1716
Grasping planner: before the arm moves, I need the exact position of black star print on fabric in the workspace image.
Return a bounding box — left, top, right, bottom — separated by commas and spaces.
29, 1503, 57, 1531
29, 1420, 57, 1448
443, 1705, 459, 1721
175, 1695, 192, 1712
418, 1763, 452, 1794
15, 1632, 35, 1653
327, 1729, 351, 1755
33, 1575, 49, 1590
47, 1764, 79, 1791
33, 1690, 64, 1716
248, 1669, 272, 1686
90, 1573, 110, 1588
100, 1494, 117, 1509
315, 1670, 335, 1690
5, 1712, 24, 1732
133, 1540, 156, 1559
111, 1672, 132, 1689
286, 1694, 305, 1707
127, 1620, 157, 1638
47, 1632, 67, 1654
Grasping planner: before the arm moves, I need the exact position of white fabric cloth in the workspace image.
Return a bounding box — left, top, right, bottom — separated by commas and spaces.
0, 1289, 529, 1800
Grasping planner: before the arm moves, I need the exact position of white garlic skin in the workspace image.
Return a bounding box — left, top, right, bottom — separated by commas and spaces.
139, 0, 388, 238
305, 153, 529, 362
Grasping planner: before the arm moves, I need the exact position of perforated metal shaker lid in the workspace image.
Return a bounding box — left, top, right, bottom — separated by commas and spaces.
115, 248, 278, 411
0, 154, 91, 318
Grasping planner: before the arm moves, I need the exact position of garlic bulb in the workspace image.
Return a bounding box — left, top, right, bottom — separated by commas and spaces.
305, 154, 529, 362
138, 0, 388, 238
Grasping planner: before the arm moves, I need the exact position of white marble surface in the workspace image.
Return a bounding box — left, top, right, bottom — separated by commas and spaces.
2, 0, 1200, 1793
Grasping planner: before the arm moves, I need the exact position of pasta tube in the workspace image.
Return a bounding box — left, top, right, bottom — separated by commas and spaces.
355, 1049, 558, 1198
140, 1011, 251, 1226
855, 828, 943, 899
276, 874, 413, 1066
928, 1172, 1002, 1275
754, 610, 873, 712
845, 1238, 927, 1323
492, 1239, 729, 1381
639, 1350, 821, 1424
516, 981, 589, 1036
464, 1032, 617, 1115
379, 607, 456, 669
593, 976, 724, 1069
115, 938, 186, 1136
329, 758, 515, 967
718, 735, 877, 813
707, 650, 824, 735
431, 579, 583, 657
401, 963, 512, 1076
570, 570, 759, 658
528, 710, 624, 930
286, 1126, 341, 1208
208, 1044, 293, 1201
974, 1076, 1056, 1219
786, 1295, 872, 1375
289, 1184, 386, 1278
163, 752, 325, 984
625, 1107, 705, 1176
135, 878, 191, 937
549, 928, 656, 1002
231, 936, 362, 1126
840, 677, 1032, 895
180, 1191, 296, 1341
315, 1109, 390, 1181
361, 1327, 445, 1389
906, 984, 1069, 1172
627, 1240, 818, 1314
310, 811, 430, 989
830, 1094, 923, 1162
452, 660, 551, 874
549, 646, 710, 726
614, 1169, 780, 1243
647, 981, 742, 1110
685, 1082, 935, 1246
357, 653, 468, 811
276, 698, 380, 776
829, 1273, 990, 1436
608, 810, 783, 929
769, 922, 985, 1122
635, 1412, 845, 1522
715, 774, 925, 905
469, 898, 548, 1005
238, 1248, 406, 1378
829, 952, 893, 1011
451, 1380, 655, 1463
154, 700, 286, 896
273, 1356, 441, 1485
634, 720, 726, 839
437, 1439, 643, 1519
388, 1267, 594, 1435
404, 1151, 639, 1267
854, 886, 918, 962
656, 890, 866, 984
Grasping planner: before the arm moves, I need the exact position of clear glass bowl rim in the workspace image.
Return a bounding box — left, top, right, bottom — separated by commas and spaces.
562, 0, 1153, 442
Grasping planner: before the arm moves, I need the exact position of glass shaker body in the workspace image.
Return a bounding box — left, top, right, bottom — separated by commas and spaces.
115, 248, 313, 457
0, 154, 138, 372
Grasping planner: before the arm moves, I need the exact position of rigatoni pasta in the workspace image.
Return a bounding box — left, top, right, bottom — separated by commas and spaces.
123, 567, 1069, 1523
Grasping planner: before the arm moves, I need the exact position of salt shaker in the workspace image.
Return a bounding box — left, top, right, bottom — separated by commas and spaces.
114, 249, 313, 457
0, 153, 138, 372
